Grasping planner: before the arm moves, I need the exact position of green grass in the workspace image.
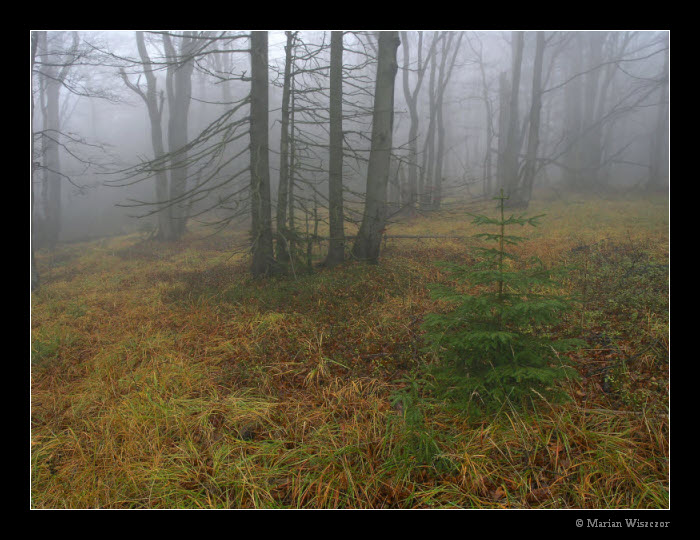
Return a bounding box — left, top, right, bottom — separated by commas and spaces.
30, 193, 669, 508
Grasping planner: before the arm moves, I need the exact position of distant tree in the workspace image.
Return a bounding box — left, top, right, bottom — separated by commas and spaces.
647, 33, 669, 192
550, 31, 664, 192
431, 31, 463, 210
466, 32, 497, 198
35, 30, 80, 250
162, 31, 197, 240
31, 32, 41, 291
118, 31, 203, 241
419, 31, 440, 212
119, 31, 170, 240
351, 31, 401, 263
514, 31, 546, 208
400, 31, 439, 213
501, 31, 524, 206
496, 70, 511, 199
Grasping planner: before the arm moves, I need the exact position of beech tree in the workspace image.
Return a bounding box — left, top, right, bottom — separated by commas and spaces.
119, 31, 205, 241
518, 31, 546, 207
501, 31, 524, 206
35, 31, 80, 250
430, 31, 463, 210
249, 31, 276, 277
647, 33, 669, 192
466, 32, 497, 197
119, 31, 170, 240
162, 32, 197, 240
351, 31, 401, 263
275, 31, 296, 262
31, 32, 40, 291
324, 30, 346, 267
400, 31, 439, 212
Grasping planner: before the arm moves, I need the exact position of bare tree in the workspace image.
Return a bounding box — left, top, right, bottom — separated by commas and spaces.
351, 31, 401, 263
35, 30, 80, 250
324, 30, 346, 267
466, 32, 496, 197
31, 32, 40, 291
275, 31, 296, 263
249, 31, 276, 277
647, 33, 669, 192
502, 31, 524, 206
162, 32, 197, 240
431, 31, 463, 210
518, 31, 546, 207
401, 31, 439, 212
119, 31, 169, 240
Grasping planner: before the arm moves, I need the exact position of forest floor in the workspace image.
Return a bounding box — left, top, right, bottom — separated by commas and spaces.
30, 192, 669, 509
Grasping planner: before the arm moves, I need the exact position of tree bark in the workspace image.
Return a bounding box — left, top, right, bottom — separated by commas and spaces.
249, 31, 276, 277
351, 31, 400, 264
324, 30, 346, 267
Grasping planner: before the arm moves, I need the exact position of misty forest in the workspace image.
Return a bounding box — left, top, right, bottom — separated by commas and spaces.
30, 30, 669, 509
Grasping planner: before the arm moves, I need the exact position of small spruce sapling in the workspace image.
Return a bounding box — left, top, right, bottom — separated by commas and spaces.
422, 189, 583, 413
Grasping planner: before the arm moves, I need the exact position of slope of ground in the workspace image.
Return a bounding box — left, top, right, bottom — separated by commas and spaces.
30, 194, 669, 508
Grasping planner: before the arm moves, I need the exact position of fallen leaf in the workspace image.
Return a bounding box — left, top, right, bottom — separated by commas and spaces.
493, 486, 506, 501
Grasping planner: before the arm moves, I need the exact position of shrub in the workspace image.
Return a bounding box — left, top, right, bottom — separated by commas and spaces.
422, 190, 583, 414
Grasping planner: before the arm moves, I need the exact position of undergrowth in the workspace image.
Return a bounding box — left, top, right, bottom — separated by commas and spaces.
30, 194, 669, 508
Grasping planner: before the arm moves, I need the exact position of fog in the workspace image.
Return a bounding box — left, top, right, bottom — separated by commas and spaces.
31, 30, 669, 246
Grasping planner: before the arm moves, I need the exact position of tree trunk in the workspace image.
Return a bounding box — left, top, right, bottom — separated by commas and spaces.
123, 31, 171, 241
503, 31, 524, 207
563, 34, 583, 188
35, 31, 78, 251
401, 32, 438, 214
579, 32, 606, 187
420, 33, 439, 211
163, 32, 196, 241
496, 71, 510, 192
519, 31, 546, 208
402, 32, 420, 213
249, 31, 276, 277
31, 32, 40, 291
431, 31, 462, 210
40, 33, 74, 250
476, 53, 494, 197
287, 70, 297, 246
276, 31, 294, 262
648, 34, 669, 192
324, 30, 346, 267
351, 31, 400, 264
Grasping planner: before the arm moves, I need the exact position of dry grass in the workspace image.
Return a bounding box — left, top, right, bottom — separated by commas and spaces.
30, 192, 669, 508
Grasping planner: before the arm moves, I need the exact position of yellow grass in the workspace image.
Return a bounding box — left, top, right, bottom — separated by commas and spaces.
31, 192, 669, 508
